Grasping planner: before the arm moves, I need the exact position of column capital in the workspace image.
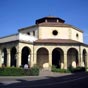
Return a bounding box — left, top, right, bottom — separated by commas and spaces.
7, 48, 10, 53
16, 51, 21, 54
64, 50, 67, 55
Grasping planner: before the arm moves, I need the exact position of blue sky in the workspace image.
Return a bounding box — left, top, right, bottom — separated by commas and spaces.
0, 0, 88, 43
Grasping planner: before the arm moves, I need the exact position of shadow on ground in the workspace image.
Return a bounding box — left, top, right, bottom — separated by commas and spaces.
0, 72, 88, 88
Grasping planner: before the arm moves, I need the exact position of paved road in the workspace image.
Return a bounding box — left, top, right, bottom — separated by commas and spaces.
0, 72, 88, 88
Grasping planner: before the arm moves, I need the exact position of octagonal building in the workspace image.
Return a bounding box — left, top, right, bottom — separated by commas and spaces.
0, 16, 88, 70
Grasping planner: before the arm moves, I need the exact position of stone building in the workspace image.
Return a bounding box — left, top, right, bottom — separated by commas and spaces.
0, 16, 88, 70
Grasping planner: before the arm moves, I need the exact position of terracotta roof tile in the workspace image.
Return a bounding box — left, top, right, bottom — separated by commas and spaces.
34, 39, 83, 44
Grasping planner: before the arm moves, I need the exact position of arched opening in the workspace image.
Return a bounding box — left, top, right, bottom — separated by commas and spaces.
83, 49, 87, 67
10, 47, 17, 67
52, 48, 64, 68
67, 48, 78, 68
21, 46, 31, 67
37, 48, 49, 68
2, 48, 7, 66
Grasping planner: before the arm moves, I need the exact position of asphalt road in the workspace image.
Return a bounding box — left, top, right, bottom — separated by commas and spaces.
0, 72, 88, 88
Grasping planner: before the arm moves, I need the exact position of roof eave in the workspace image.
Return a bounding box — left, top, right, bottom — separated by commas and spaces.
18, 25, 38, 32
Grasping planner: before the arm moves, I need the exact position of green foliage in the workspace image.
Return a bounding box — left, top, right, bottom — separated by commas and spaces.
68, 65, 73, 71
0, 67, 24, 76
29, 65, 39, 76
51, 65, 70, 73
51, 65, 86, 73
0, 65, 39, 76
68, 66, 86, 73
51, 65, 58, 72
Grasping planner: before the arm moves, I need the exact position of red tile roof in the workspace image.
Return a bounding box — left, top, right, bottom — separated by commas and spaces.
34, 39, 83, 44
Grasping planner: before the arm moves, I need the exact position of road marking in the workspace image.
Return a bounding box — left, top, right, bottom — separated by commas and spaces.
14, 75, 88, 88
1, 81, 20, 85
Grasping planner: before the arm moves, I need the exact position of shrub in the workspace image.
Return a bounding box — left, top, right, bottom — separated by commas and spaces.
68, 66, 86, 73
29, 65, 39, 76
51, 65, 58, 72
0, 67, 24, 76
73, 67, 85, 73
51, 65, 86, 73
51, 65, 70, 73
0, 65, 39, 76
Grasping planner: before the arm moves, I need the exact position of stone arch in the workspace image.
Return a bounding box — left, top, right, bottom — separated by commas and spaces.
67, 48, 78, 68
10, 47, 17, 67
52, 48, 64, 68
2, 48, 7, 66
82, 49, 87, 67
21, 46, 31, 67
37, 47, 49, 68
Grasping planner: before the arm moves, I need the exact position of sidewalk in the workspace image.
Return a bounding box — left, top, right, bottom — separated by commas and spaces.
0, 71, 72, 86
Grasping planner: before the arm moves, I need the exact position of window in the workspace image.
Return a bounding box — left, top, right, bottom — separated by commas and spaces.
52, 30, 58, 36
33, 31, 35, 36
76, 33, 79, 39
27, 32, 30, 35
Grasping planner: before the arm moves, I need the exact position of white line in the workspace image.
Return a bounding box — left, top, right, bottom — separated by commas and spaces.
2, 81, 20, 85
15, 75, 88, 88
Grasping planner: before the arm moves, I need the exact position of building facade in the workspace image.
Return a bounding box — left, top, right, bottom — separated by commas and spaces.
0, 16, 88, 70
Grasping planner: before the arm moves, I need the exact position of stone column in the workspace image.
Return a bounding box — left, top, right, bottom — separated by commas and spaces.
78, 52, 82, 67
33, 52, 37, 66
64, 52, 67, 69
28, 54, 30, 67
7, 49, 11, 67
0, 50, 2, 67
28, 53, 33, 67
85, 53, 88, 68
16, 52, 21, 67
30, 52, 34, 67
49, 52, 52, 70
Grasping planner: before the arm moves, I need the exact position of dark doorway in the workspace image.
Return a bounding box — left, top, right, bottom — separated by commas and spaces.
21, 47, 30, 67
2, 48, 7, 66
52, 48, 63, 68
83, 49, 87, 67
11, 47, 17, 67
